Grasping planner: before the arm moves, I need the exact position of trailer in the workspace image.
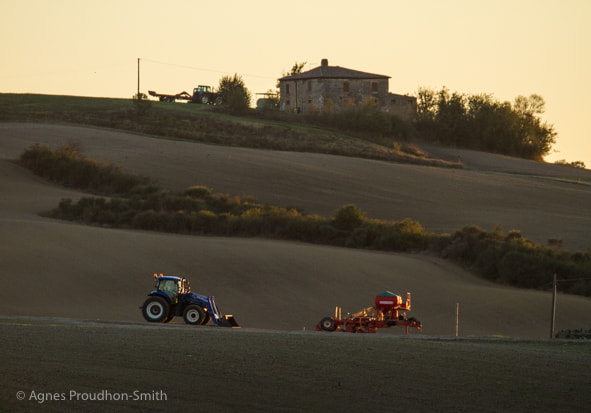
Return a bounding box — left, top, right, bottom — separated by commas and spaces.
148, 90, 192, 103
316, 291, 421, 334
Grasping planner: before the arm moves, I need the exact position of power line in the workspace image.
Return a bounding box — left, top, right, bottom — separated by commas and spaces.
540, 276, 591, 288
140, 58, 277, 80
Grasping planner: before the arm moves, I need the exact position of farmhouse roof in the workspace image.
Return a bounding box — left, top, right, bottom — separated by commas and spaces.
279, 59, 390, 81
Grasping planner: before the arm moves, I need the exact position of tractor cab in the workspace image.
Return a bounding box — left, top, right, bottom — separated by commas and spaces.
194, 85, 212, 94
154, 274, 185, 303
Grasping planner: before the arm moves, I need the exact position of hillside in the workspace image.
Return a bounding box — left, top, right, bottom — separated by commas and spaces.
2, 117, 591, 412
1, 121, 591, 338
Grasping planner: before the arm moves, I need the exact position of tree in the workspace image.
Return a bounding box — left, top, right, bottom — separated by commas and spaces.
512, 94, 556, 160
435, 87, 468, 146
276, 61, 307, 88
513, 94, 545, 116
218, 73, 251, 114
288, 61, 307, 75
414, 87, 557, 160
415, 86, 437, 122
132, 92, 151, 118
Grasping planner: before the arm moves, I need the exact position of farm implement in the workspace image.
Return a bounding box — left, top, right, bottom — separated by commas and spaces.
316, 291, 421, 334
140, 274, 239, 327
148, 85, 223, 104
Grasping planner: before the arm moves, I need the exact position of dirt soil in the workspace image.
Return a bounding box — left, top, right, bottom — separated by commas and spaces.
1, 123, 591, 412
1, 317, 590, 413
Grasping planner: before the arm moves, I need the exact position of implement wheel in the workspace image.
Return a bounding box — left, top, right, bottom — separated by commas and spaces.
320, 317, 336, 332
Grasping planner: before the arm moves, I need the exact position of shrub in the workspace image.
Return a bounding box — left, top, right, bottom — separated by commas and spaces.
217, 74, 251, 114
193, 210, 217, 233
132, 92, 152, 117
498, 251, 551, 287
555, 328, 591, 339
332, 204, 366, 231
185, 185, 212, 198
132, 210, 163, 230
20, 143, 150, 195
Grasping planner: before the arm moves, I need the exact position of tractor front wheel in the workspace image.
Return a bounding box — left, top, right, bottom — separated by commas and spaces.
183, 305, 206, 325
201, 311, 211, 326
142, 296, 169, 322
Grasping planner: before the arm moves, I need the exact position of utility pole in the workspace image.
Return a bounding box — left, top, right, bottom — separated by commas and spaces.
137, 58, 140, 96
550, 273, 557, 339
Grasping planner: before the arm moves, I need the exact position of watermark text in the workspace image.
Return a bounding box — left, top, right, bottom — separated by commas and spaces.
17, 389, 167, 404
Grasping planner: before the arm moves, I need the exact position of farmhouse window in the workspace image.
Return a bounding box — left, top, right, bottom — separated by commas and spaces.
372, 82, 378, 92
286, 84, 290, 94
343, 82, 350, 92
307, 81, 312, 92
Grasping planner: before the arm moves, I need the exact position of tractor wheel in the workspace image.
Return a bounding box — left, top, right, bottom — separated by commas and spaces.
320, 317, 336, 332
214, 96, 223, 105
200, 95, 210, 104
183, 305, 206, 325
201, 311, 211, 326
142, 296, 169, 322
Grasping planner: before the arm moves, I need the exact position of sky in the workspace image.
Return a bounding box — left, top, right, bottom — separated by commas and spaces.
1, 0, 590, 167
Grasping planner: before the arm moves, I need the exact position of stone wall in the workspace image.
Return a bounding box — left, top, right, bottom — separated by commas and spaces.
280, 77, 391, 113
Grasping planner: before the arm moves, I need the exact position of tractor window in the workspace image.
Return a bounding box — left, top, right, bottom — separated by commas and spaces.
181, 279, 189, 293
158, 279, 179, 299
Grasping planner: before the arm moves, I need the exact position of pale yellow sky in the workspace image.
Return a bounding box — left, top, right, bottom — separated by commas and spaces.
1, 0, 590, 167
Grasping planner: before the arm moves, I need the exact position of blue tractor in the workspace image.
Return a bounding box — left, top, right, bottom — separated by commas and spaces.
140, 274, 239, 327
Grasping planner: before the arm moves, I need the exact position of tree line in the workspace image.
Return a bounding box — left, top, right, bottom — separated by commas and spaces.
415, 87, 557, 161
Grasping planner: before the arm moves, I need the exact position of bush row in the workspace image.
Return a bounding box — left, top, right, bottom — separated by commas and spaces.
555, 329, 591, 339
20, 143, 149, 195
48, 192, 591, 297
22, 144, 591, 297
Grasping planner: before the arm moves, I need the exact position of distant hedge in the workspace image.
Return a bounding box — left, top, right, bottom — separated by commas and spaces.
20, 144, 591, 297
20, 143, 149, 195
555, 328, 591, 339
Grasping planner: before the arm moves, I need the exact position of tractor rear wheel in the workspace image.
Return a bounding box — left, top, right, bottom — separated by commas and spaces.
320, 317, 336, 332
183, 305, 206, 325
142, 296, 169, 322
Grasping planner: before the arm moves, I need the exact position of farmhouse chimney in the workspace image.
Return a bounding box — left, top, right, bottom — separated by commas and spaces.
321, 58, 328, 67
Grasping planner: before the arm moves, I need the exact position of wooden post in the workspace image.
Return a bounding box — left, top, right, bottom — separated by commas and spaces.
550, 273, 557, 339
137, 58, 140, 96
455, 303, 459, 337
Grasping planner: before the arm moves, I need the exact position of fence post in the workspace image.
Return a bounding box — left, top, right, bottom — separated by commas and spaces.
550, 273, 557, 339
456, 302, 459, 337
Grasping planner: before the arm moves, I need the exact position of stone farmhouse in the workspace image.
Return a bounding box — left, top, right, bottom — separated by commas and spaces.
278, 59, 416, 120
